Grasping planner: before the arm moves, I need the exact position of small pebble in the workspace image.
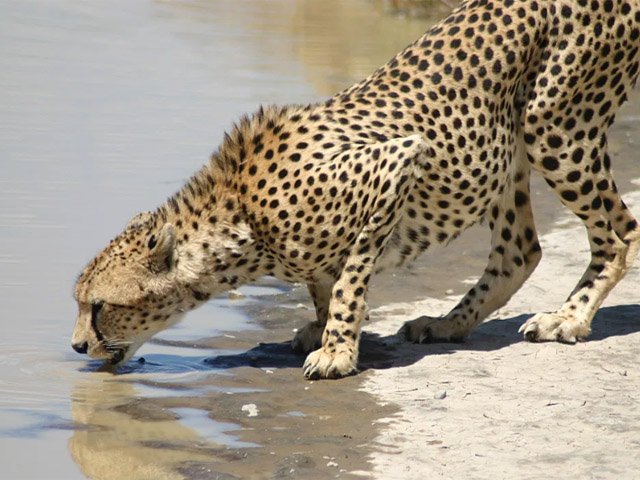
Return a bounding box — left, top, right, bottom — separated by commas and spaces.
434, 390, 447, 400
137, 357, 146, 364
241, 403, 259, 417
445, 289, 454, 295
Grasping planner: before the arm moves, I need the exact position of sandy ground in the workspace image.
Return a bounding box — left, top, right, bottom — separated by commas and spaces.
360, 189, 640, 479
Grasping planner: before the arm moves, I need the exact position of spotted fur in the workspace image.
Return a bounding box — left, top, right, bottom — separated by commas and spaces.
73, 0, 640, 379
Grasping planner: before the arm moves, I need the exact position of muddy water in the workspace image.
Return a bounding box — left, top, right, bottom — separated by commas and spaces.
1, 1, 639, 479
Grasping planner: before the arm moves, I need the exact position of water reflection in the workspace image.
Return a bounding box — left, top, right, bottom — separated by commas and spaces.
69, 377, 205, 480
289, 0, 442, 94
69, 368, 266, 479
154, 0, 444, 96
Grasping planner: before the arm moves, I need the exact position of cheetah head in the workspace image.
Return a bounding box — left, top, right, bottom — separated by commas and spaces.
71, 212, 201, 365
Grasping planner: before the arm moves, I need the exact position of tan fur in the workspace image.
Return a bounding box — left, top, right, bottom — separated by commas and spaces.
73, 0, 640, 378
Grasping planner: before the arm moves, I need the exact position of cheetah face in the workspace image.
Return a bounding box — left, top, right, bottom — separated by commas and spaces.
71, 295, 186, 365
72, 213, 189, 365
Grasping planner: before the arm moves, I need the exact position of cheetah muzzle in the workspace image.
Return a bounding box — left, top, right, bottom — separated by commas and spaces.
72, 0, 640, 379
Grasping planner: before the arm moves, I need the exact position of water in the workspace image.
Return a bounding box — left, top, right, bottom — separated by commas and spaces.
0, 1, 436, 478
2, 1, 640, 478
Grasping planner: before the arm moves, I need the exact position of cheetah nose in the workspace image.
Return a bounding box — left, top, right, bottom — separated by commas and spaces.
72, 341, 88, 354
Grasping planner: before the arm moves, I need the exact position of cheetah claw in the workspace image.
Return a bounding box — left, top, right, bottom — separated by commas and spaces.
303, 348, 358, 380
518, 312, 590, 344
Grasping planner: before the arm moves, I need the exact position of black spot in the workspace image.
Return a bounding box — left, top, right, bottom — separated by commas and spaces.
561, 190, 578, 202
542, 156, 560, 171
580, 180, 594, 195
515, 190, 529, 207
547, 135, 563, 149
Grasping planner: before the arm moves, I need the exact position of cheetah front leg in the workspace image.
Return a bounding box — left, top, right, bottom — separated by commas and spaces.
303, 220, 400, 379
303, 134, 430, 379
292, 281, 332, 354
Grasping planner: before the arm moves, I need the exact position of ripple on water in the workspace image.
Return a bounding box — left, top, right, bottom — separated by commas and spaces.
78, 351, 243, 375
0, 345, 79, 411
133, 379, 266, 399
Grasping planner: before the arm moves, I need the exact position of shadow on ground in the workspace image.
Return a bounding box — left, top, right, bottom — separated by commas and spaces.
197, 303, 640, 374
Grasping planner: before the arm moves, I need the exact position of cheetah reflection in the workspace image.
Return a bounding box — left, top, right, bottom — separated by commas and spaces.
68, 378, 208, 480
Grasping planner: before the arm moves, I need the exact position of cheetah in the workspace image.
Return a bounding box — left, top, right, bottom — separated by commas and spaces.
72, 0, 640, 379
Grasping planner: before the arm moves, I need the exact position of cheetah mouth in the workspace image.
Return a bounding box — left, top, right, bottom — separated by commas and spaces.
106, 346, 128, 365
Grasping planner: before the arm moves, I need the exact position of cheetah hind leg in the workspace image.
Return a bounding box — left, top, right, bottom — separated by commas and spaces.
400, 160, 542, 343
292, 282, 333, 354
518, 226, 640, 343
292, 321, 325, 354
519, 216, 640, 343
520, 136, 640, 343
399, 314, 467, 343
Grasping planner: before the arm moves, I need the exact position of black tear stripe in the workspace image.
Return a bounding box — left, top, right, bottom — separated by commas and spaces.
91, 302, 104, 341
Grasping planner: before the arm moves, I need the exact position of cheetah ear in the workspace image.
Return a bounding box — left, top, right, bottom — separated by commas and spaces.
126, 211, 154, 230
147, 223, 176, 273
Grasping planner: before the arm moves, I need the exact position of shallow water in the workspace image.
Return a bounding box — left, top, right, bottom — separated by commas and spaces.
2, 1, 640, 478
0, 1, 435, 478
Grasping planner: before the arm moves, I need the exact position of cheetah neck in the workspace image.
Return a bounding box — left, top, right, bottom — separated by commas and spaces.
174, 217, 262, 299
152, 160, 266, 300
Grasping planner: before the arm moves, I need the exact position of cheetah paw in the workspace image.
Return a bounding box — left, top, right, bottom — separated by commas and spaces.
291, 321, 324, 355
398, 315, 466, 343
303, 348, 358, 380
518, 312, 591, 343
